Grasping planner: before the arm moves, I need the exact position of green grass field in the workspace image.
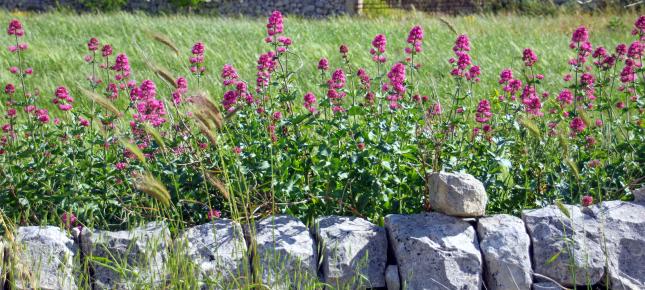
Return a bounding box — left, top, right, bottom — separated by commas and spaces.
0, 11, 637, 109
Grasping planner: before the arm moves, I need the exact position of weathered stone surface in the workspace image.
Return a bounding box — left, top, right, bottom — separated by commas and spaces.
385, 212, 482, 290
427, 172, 488, 217
178, 219, 248, 289
81, 222, 170, 290
477, 214, 532, 290
315, 216, 387, 288
634, 186, 645, 203
532, 281, 563, 290
385, 265, 400, 290
255, 215, 317, 289
14, 226, 77, 290
590, 200, 645, 289
522, 205, 604, 286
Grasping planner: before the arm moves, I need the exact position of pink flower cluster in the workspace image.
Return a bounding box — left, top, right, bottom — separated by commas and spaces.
384, 63, 406, 110
172, 77, 188, 105
256, 51, 276, 93
327, 68, 347, 112
303, 92, 317, 113
112, 53, 131, 81
405, 26, 423, 56
449, 34, 480, 81
190, 42, 206, 75
474, 99, 493, 136
131, 80, 167, 127
370, 34, 387, 63
52, 86, 74, 111
498, 69, 522, 100
569, 116, 586, 135
318, 58, 329, 71
522, 48, 537, 67
7, 19, 24, 37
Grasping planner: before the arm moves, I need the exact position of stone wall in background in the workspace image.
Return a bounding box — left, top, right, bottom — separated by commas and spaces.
0, 0, 362, 17
1, 174, 644, 290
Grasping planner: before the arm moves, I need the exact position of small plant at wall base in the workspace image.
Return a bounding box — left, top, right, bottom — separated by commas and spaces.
0, 11, 643, 233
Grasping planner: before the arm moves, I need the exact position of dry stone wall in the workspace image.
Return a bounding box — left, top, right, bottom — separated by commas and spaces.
1, 172, 644, 290
0, 0, 361, 17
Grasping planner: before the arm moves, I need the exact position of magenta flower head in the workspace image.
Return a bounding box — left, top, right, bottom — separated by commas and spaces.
5, 83, 15, 95
475, 99, 492, 123
571, 25, 589, 44
221, 64, 239, 86
581, 195, 593, 207
101, 44, 113, 57
371, 34, 387, 54
7, 19, 24, 37
303, 92, 317, 113
406, 25, 424, 54
339, 44, 349, 59
267, 11, 284, 37
498, 69, 513, 84
61, 212, 77, 229
88, 37, 99, 51
522, 48, 538, 67
569, 117, 586, 135
112, 53, 131, 81
207, 208, 222, 220
318, 58, 329, 71
453, 34, 471, 52
557, 89, 573, 105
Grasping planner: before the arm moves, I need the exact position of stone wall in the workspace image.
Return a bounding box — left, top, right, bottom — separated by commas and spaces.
0, 0, 362, 17
1, 175, 644, 289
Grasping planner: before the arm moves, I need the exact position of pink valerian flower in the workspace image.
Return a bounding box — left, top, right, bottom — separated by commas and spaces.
429, 102, 442, 116
384, 63, 406, 109
190, 42, 206, 75
207, 209, 222, 220
475, 99, 492, 123
627, 41, 643, 59
5, 83, 15, 95
621, 59, 637, 83
24, 68, 33, 75
101, 44, 113, 57
9, 67, 18, 74
267, 11, 284, 37
115, 162, 127, 170
79, 117, 90, 127
405, 25, 424, 55
88, 37, 99, 51
449, 35, 479, 81
272, 111, 282, 121
172, 77, 188, 105
521, 85, 543, 116
571, 25, 589, 44
256, 51, 276, 93
318, 58, 329, 71
557, 89, 573, 105
2, 124, 11, 133
303, 92, 317, 113
339, 44, 349, 60
498, 69, 513, 84
276, 36, 292, 53
221, 64, 239, 86
580, 73, 595, 87
370, 34, 387, 63
357, 68, 371, 90
633, 15, 645, 36
327, 68, 347, 102
522, 48, 538, 67
6, 108, 16, 118
111, 53, 131, 81
581, 195, 593, 207
53, 86, 74, 111
232, 146, 242, 154
569, 117, 586, 135
35, 108, 50, 123
61, 212, 77, 229
131, 80, 167, 127
7, 19, 24, 37
453, 34, 471, 52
